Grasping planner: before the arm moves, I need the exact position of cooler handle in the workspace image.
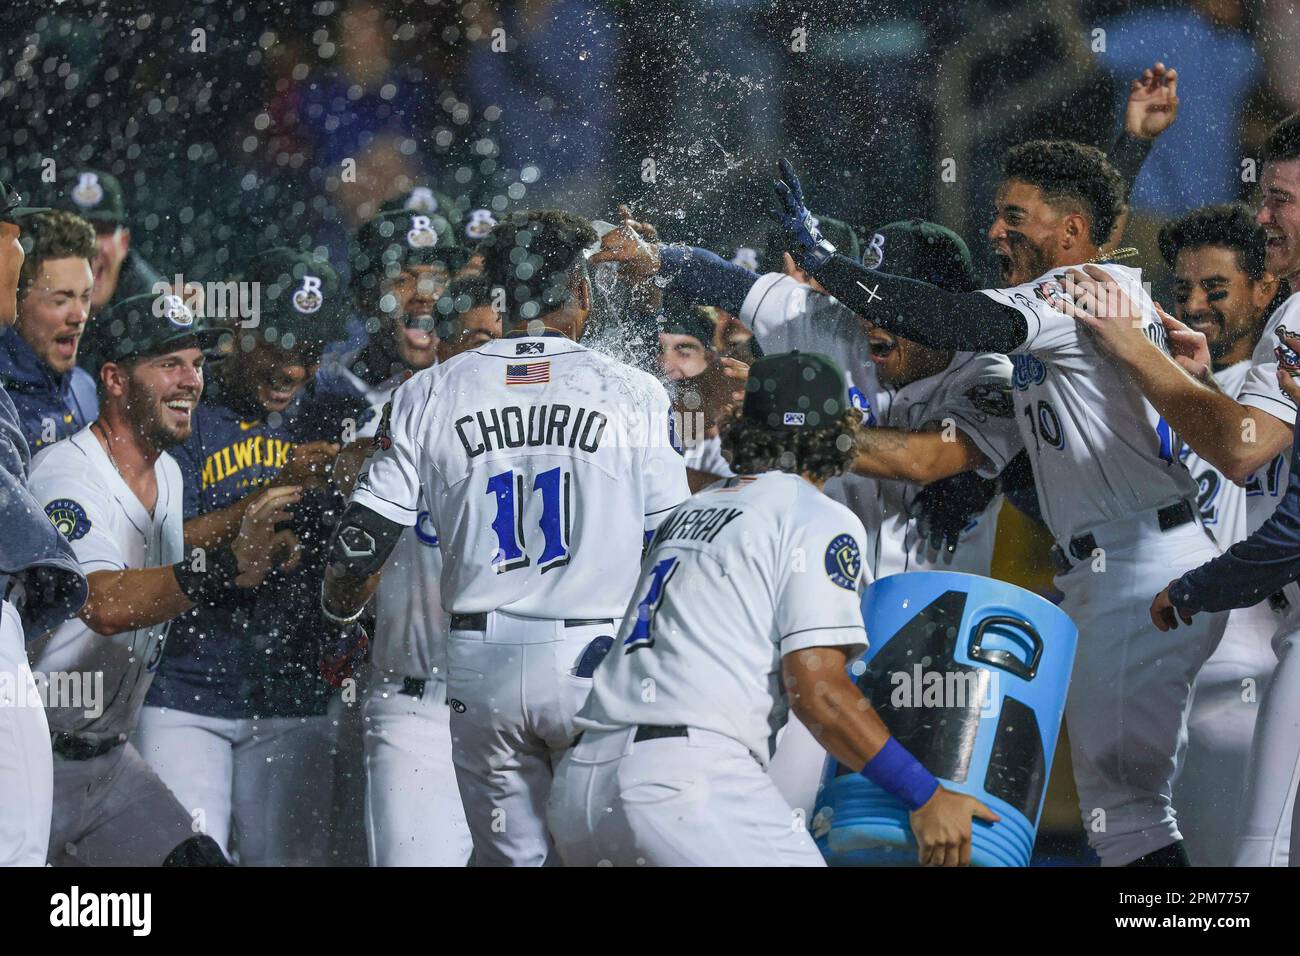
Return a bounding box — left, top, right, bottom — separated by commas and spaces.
968, 614, 1042, 680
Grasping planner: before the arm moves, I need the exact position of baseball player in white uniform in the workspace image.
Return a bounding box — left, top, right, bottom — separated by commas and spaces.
339, 276, 500, 867
1063, 116, 1300, 866
779, 146, 1230, 866
548, 350, 998, 866
0, 182, 88, 867
321, 210, 689, 866
27, 292, 292, 865
1145, 205, 1287, 866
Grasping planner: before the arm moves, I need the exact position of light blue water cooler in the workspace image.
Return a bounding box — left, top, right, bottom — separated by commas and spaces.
812, 571, 1078, 867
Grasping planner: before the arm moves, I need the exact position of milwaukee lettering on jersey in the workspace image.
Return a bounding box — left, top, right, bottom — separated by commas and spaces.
199, 434, 294, 489
455, 404, 609, 458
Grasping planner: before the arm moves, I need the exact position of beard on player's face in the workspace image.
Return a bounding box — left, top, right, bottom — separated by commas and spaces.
996, 230, 1055, 286
123, 368, 198, 451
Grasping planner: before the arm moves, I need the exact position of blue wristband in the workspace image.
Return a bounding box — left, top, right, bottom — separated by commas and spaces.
861, 738, 940, 811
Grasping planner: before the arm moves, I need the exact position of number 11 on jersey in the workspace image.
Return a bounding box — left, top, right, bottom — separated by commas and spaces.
487, 466, 573, 573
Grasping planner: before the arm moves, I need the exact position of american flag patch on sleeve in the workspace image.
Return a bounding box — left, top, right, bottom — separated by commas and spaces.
506, 361, 550, 384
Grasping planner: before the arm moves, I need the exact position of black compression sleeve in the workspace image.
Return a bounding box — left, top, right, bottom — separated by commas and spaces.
811, 253, 1029, 353
1107, 133, 1154, 197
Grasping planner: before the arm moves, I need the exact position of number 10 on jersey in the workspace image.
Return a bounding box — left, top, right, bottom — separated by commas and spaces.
487, 466, 572, 573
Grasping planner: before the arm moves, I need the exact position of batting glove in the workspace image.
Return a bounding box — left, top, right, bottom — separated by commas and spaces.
768, 158, 837, 270
320, 619, 370, 689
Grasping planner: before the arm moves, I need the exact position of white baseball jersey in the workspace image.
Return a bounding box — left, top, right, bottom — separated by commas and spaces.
1238, 289, 1300, 536
353, 334, 690, 619
26, 427, 184, 738
353, 382, 448, 679
578, 471, 871, 764
980, 263, 1199, 541
738, 273, 885, 557
871, 352, 1021, 578
1181, 359, 1252, 548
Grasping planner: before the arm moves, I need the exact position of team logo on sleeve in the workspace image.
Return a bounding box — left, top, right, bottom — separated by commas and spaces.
45, 499, 91, 542
731, 246, 758, 271
404, 187, 438, 213
1010, 354, 1046, 390
964, 383, 1014, 418
406, 215, 439, 249
291, 274, 324, 314
70, 172, 104, 209
465, 209, 497, 240
824, 533, 861, 591
1033, 278, 1073, 311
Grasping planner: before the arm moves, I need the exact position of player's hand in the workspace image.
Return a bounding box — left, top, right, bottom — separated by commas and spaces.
908, 471, 999, 558
768, 158, 835, 270
589, 203, 661, 280
232, 485, 303, 586
320, 619, 370, 689
1150, 583, 1194, 631
908, 785, 1000, 866
1057, 265, 1148, 358
1277, 330, 1300, 404
274, 440, 341, 490
719, 355, 749, 407
1124, 62, 1180, 140
1155, 302, 1212, 380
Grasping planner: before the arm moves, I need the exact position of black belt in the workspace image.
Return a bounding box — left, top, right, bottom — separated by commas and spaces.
449, 613, 613, 631
51, 732, 125, 761
1051, 500, 1195, 574
572, 724, 688, 748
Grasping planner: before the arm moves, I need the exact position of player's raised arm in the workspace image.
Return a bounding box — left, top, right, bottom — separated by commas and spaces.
1104, 62, 1180, 250
767, 159, 1029, 353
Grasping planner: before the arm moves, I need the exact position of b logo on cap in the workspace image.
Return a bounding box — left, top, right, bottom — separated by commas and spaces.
70, 172, 104, 209
731, 247, 759, 271
465, 209, 496, 241
404, 187, 438, 213
292, 274, 324, 314
154, 293, 194, 328
407, 215, 439, 249
863, 232, 886, 269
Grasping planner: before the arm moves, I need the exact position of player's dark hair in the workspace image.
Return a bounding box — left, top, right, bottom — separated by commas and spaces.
1158, 204, 1268, 280
477, 209, 596, 325
1262, 113, 1300, 164
719, 408, 862, 483
17, 210, 96, 301
1002, 140, 1126, 246
434, 273, 497, 339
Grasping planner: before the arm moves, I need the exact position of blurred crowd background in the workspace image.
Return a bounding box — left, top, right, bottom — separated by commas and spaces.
5, 0, 1298, 863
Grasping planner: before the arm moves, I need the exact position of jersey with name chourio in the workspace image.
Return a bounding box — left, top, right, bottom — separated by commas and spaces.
352, 334, 690, 619
578, 471, 870, 764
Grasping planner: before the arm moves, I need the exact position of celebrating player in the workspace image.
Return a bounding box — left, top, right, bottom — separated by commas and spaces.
547, 350, 998, 867
1064, 114, 1300, 867
0, 182, 88, 867
26, 291, 298, 865
774, 143, 1229, 866
321, 209, 689, 866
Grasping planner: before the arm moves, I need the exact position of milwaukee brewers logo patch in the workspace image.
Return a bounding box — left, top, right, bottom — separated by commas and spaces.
70, 172, 104, 209
291, 274, 324, 314
824, 533, 861, 591
45, 499, 91, 542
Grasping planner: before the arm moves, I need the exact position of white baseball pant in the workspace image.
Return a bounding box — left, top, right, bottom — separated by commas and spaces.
48, 740, 195, 866
135, 706, 336, 866
363, 675, 472, 867
446, 611, 617, 867
0, 599, 52, 866
1176, 599, 1283, 866
1057, 517, 1228, 866
547, 725, 825, 867
1234, 595, 1300, 867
